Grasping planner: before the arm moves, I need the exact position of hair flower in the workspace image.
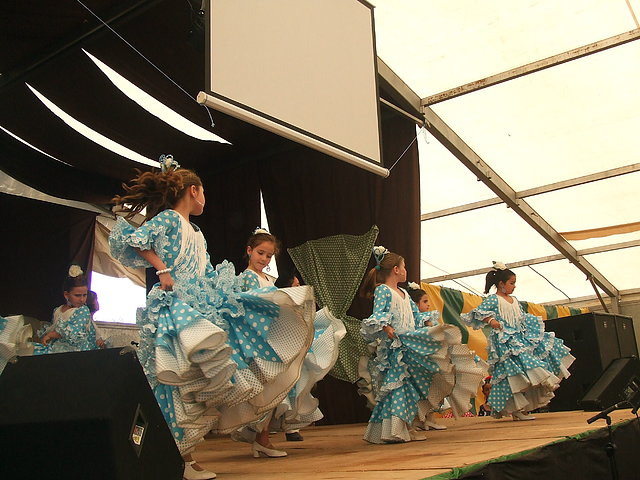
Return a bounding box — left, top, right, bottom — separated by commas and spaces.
68, 265, 84, 277
253, 227, 270, 235
159, 154, 180, 172
492, 261, 506, 271
408, 281, 420, 290
372, 245, 389, 267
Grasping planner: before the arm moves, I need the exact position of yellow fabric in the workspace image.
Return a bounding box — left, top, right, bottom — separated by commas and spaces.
462, 291, 483, 313
527, 302, 548, 320
560, 221, 640, 240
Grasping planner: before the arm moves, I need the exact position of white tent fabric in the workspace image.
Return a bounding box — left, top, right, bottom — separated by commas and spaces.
372, 0, 640, 304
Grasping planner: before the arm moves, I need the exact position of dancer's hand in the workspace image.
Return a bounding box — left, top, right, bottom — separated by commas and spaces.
41, 331, 61, 346
159, 272, 174, 291
487, 318, 501, 329
382, 325, 396, 339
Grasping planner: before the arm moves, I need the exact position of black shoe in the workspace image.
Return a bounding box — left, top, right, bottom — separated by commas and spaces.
285, 431, 304, 442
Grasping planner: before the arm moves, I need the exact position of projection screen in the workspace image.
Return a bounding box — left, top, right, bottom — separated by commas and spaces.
198, 0, 387, 177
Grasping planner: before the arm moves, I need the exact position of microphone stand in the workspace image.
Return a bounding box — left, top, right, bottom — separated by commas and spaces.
587, 402, 627, 480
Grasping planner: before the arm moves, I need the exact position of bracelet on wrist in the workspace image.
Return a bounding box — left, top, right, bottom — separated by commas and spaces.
156, 268, 172, 275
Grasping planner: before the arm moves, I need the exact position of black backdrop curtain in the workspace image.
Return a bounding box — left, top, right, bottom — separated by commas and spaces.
0, 193, 97, 323
258, 110, 421, 424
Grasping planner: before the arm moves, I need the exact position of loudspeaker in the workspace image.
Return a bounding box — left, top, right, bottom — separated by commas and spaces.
578, 356, 640, 411
544, 312, 638, 411
0, 348, 183, 480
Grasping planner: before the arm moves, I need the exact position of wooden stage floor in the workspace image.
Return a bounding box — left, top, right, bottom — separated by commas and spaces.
192, 410, 637, 480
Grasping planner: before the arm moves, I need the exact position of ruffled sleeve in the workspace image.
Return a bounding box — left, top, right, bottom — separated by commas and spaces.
418, 308, 441, 328
360, 284, 393, 342
55, 306, 94, 348
108, 210, 180, 268
461, 294, 498, 330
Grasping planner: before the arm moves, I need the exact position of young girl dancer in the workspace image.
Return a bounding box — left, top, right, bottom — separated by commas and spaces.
359, 246, 450, 443
406, 283, 487, 427
461, 262, 575, 420
109, 156, 314, 478
35, 265, 104, 354
237, 231, 345, 452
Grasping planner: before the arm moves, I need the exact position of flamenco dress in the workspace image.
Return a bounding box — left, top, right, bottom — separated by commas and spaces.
109, 209, 315, 452
33, 305, 99, 355
461, 294, 575, 416
360, 285, 451, 443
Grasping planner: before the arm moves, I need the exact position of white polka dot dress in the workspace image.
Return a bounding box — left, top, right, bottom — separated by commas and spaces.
461, 294, 575, 416
109, 210, 315, 452
227, 270, 327, 432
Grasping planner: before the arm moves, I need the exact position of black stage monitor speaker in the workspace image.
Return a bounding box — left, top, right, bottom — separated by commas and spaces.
578, 356, 640, 411
0, 348, 183, 480
545, 312, 638, 411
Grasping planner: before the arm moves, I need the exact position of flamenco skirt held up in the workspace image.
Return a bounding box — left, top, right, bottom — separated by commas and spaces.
360, 325, 451, 444
136, 264, 316, 453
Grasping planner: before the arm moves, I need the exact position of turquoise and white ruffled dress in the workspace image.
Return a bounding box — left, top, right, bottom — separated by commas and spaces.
109, 210, 315, 453
240, 270, 346, 432
461, 294, 575, 416
360, 285, 451, 444
34, 306, 99, 355
0, 315, 34, 375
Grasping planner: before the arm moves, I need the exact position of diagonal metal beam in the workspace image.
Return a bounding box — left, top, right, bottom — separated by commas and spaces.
422, 239, 640, 283
421, 28, 640, 106
421, 105, 619, 300
421, 162, 640, 221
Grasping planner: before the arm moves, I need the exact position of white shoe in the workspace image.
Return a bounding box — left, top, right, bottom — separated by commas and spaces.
423, 419, 447, 430
512, 411, 536, 421
183, 461, 216, 480
251, 441, 287, 458
408, 429, 427, 441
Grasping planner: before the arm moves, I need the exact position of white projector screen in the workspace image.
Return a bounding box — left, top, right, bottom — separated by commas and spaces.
199, 0, 386, 176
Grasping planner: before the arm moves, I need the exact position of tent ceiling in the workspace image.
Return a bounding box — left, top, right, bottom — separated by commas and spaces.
0, 0, 301, 203
371, 0, 640, 306
2, 0, 638, 306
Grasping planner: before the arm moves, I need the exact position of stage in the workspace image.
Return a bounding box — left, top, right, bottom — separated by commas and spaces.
193, 411, 639, 480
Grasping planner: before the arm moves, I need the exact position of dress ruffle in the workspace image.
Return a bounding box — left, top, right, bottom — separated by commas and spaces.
211, 285, 316, 433
360, 325, 450, 444
135, 284, 237, 453
270, 306, 346, 432
431, 324, 488, 418
0, 315, 34, 375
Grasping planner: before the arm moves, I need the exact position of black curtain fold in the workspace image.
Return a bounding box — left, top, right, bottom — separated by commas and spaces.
0, 193, 97, 323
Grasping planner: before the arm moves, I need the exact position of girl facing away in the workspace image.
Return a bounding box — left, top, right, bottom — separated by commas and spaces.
109, 156, 315, 478
461, 262, 575, 420
358, 246, 450, 443
34, 265, 105, 355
